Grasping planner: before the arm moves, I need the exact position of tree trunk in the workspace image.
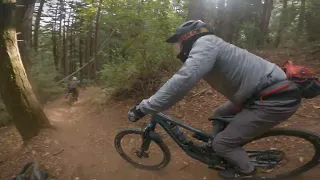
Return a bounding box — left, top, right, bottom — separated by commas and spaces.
257, 0, 273, 45
65, 7, 71, 76
296, 0, 306, 34
85, 37, 89, 78
187, 0, 205, 21
274, 0, 288, 47
58, 0, 64, 74
0, 1, 51, 141
264, 0, 273, 34
87, 26, 94, 79
16, 0, 44, 102
62, 19, 67, 75
33, 0, 46, 51
93, 0, 103, 77
69, 15, 75, 74
52, 5, 59, 70
16, 0, 35, 73
260, 0, 268, 33
79, 36, 83, 80
215, 0, 225, 38
222, 0, 237, 43
51, 23, 59, 69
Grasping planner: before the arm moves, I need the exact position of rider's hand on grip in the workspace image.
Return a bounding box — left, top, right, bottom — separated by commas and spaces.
128, 104, 146, 122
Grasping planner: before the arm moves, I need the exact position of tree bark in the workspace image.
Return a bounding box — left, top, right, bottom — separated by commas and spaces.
215, 0, 226, 38
65, 7, 71, 75
0, 1, 51, 141
84, 37, 89, 78
51, 23, 59, 69
52, 5, 59, 69
16, 0, 45, 102
16, 0, 35, 73
296, 0, 306, 34
58, 0, 64, 74
222, 0, 237, 43
260, 0, 268, 33
274, 0, 288, 47
79, 36, 83, 80
33, 0, 46, 51
62, 19, 67, 75
187, 0, 205, 21
264, 0, 273, 34
93, 0, 103, 77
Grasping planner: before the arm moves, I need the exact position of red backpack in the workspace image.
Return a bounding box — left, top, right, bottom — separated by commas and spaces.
281, 60, 320, 99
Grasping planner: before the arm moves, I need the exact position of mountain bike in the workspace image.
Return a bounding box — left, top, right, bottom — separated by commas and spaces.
114, 112, 320, 179
67, 92, 77, 105
66, 88, 79, 106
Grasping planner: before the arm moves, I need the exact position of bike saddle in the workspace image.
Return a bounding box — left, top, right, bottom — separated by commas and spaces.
208, 116, 235, 124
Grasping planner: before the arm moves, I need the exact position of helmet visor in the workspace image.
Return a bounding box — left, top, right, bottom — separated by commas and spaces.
166, 33, 180, 43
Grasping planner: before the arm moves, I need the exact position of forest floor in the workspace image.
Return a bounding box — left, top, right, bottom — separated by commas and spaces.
1, 52, 320, 180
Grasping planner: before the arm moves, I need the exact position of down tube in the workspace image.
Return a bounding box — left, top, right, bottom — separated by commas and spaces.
154, 118, 213, 165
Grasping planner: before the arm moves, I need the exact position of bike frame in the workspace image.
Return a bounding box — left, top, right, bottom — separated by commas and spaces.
140, 112, 279, 168
141, 112, 222, 166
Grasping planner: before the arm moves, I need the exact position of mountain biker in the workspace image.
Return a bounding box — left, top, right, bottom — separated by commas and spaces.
65, 76, 81, 101
127, 20, 301, 179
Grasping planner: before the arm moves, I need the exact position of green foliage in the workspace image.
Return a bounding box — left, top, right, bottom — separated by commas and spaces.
97, 0, 182, 97
30, 49, 65, 102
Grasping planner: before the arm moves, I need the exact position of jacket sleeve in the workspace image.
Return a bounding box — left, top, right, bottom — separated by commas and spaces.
139, 37, 219, 114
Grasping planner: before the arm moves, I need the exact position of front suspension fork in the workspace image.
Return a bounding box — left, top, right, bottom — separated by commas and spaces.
140, 121, 157, 151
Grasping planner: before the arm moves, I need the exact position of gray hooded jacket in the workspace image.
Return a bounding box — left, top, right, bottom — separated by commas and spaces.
139, 35, 287, 114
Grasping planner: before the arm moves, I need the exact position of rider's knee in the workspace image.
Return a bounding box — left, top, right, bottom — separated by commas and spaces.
212, 133, 233, 154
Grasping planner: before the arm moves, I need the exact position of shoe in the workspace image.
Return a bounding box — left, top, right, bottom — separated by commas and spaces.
219, 168, 256, 179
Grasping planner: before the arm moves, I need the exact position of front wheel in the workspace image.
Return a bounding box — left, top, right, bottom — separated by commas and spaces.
243, 128, 320, 179
114, 128, 171, 170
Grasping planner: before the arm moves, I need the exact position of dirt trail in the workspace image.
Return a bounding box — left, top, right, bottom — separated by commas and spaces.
1, 86, 319, 180
43, 87, 220, 180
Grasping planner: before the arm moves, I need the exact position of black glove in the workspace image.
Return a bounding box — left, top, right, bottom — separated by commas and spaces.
128, 104, 146, 122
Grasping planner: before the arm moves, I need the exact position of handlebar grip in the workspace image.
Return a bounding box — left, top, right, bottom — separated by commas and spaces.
128, 111, 139, 122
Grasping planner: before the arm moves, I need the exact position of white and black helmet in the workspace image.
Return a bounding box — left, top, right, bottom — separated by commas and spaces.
166, 20, 214, 62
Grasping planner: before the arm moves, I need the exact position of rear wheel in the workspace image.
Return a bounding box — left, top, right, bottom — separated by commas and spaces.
114, 128, 171, 170
243, 128, 320, 179
67, 92, 76, 105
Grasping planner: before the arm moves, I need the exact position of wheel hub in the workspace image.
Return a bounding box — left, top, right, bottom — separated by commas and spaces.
134, 150, 149, 158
